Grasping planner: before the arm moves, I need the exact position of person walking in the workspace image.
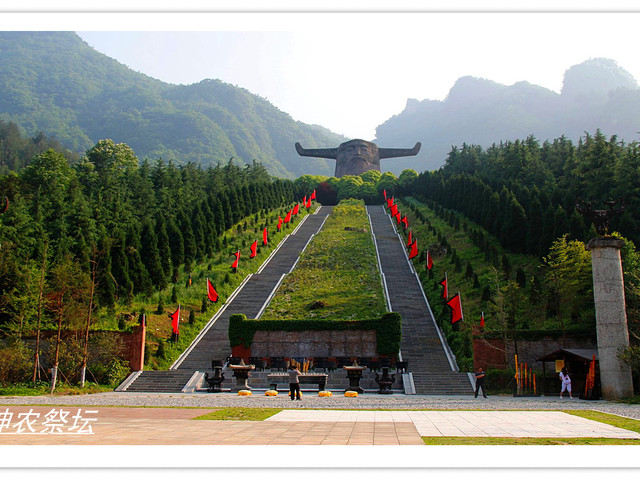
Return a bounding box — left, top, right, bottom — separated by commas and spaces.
288, 363, 302, 401
474, 367, 487, 398
559, 366, 573, 399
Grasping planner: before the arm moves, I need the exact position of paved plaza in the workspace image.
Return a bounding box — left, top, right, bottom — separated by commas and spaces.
1, 392, 640, 447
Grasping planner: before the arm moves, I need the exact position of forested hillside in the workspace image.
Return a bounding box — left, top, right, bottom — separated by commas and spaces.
376, 58, 640, 174
410, 131, 640, 252
1, 122, 323, 387
0, 32, 344, 178
401, 131, 640, 379
0, 130, 300, 326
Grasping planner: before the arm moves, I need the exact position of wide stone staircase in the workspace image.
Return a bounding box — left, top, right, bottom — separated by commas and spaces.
120, 203, 473, 395
123, 370, 196, 393
366, 205, 473, 395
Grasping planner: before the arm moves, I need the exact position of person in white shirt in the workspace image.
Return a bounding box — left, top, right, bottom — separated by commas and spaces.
559, 366, 573, 399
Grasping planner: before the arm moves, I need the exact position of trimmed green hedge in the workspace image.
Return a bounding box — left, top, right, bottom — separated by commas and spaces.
228, 312, 402, 356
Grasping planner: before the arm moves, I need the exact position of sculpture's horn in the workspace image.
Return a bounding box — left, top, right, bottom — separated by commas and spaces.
378, 142, 422, 159
0, 196, 7, 214
295, 142, 339, 160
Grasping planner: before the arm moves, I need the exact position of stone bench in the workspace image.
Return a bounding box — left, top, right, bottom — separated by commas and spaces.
267, 373, 328, 391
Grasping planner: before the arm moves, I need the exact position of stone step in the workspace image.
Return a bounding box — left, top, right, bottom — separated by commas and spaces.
124, 371, 195, 393
367, 205, 474, 395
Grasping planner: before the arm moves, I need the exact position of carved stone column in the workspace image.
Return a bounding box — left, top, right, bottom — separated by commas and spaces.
586, 237, 634, 399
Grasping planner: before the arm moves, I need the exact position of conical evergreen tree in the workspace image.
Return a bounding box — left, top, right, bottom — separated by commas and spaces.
140, 218, 166, 291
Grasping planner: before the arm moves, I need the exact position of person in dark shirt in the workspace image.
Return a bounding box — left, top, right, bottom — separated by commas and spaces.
288, 364, 302, 400
474, 367, 487, 398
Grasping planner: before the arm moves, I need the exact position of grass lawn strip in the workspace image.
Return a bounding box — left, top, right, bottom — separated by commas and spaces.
261, 199, 386, 321
0, 383, 113, 396
422, 436, 640, 445
565, 409, 640, 433
192, 407, 282, 421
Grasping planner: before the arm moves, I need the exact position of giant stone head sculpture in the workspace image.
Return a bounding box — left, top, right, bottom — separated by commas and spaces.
295, 139, 421, 178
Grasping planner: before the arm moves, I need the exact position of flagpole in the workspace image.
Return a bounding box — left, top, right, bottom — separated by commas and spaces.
444, 272, 448, 299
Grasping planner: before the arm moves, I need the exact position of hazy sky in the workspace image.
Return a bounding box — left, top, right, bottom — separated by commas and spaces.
9, 11, 640, 140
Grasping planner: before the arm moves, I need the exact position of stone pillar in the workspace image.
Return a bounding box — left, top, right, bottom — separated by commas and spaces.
586, 237, 634, 399
129, 324, 146, 372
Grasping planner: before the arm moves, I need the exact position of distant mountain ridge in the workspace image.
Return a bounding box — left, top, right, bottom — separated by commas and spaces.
375, 57, 640, 174
0, 31, 343, 178
2, 34, 639, 178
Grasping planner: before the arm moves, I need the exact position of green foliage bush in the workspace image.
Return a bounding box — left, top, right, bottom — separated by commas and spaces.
485, 367, 517, 393
620, 345, 640, 373
0, 340, 32, 386
156, 296, 164, 314
155, 339, 166, 359
106, 358, 131, 386
86, 333, 127, 384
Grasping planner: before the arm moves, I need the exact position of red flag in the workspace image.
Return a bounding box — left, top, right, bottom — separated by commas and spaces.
426, 250, 433, 270
395, 212, 401, 225
277, 216, 283, 230
263, 227, 268, 246
439, 274, 448, 299
303, 195, 307, 207
310, 189, 316, 200
207, 278, 219, 302
446, 293, 464, 324
406, 230, 413, 247
386, 197, 393, 209
390, 204, 398, 217
383, 189, 387, 200
284, 209, 292, 223
250, 240, 258, 258
409, 239, 418, 259
480, 311, 485, 328
306, 197, 312, 209
169, 305, 180, 334
231, 250, 240, 269
292, 203, 299, 215
401, 215, 409, 230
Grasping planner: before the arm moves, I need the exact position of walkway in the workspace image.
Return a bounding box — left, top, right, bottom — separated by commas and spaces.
367, 205, 472, 394
267, 409, 640, 439
0, 405, 638, 447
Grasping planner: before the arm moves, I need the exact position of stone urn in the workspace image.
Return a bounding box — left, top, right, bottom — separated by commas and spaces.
343, 361, 367, 394
375, 367, 395, 394
205, 366, 225, 393
229, 359, 255, 392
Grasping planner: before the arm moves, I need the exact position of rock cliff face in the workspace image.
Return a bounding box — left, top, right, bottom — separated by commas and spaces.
375, 58, 640, 174
561, 58, 638, 99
